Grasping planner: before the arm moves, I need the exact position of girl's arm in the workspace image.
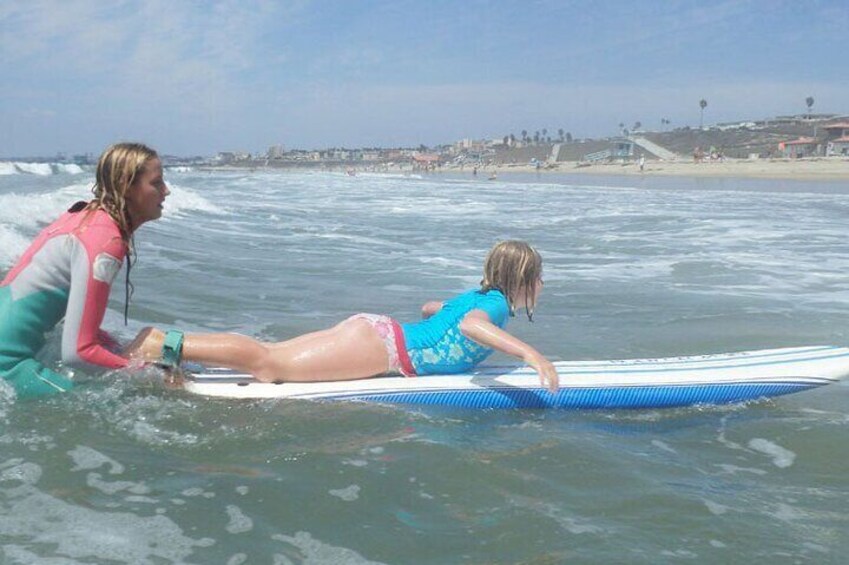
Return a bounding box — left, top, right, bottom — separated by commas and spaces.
421, 301, 444, 319
459, 309, 559, 392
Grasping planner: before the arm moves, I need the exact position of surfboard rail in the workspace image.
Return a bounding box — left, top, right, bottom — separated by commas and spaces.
183, 345, 849, 409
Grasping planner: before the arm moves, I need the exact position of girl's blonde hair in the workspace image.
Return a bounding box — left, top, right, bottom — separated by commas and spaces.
480, 240, 543, 320
83, 142, 158, 324
87, 142, 159, 241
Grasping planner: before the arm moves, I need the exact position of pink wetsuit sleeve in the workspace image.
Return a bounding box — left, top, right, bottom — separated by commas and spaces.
61, 225, 129, 369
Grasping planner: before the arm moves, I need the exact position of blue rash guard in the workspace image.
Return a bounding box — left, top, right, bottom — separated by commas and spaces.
401, 289, 510, 375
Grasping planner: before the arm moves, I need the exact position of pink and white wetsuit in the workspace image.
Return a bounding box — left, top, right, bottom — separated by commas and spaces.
0, 205, 130, 397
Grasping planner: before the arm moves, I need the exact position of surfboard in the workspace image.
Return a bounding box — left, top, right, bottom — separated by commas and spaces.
183, 345, 849, 409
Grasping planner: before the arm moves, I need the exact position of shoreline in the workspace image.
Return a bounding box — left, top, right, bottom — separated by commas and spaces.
200, 157, 849, 181
470, 157, 849, 181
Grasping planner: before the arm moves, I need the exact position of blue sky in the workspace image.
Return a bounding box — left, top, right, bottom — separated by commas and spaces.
1, 0, 847, 157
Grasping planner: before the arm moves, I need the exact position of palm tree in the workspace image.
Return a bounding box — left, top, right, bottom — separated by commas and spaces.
699, 99, 708, 129
534, 131, 540, 144
510, 133, 516, 145
806, 96, 814, 116
566, 132, 572, 143
633, 121, 642, 132
542, 128, 548, 141
521, 130, 528, 143
558, 128, 564, 141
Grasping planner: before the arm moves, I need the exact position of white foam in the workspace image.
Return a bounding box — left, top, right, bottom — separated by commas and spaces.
328, 484, 360, 502
55, 163, 85, 175
225, 504, 253, 533
161, 183, 226, 218
0, 225, 37, 269
271, 532, 387, 564
0, 162, 19, 175
0, 180, 225, 269
748, 438, 796, 468
0, 482, 207, 562
651, 439, 677, 454
14, 162, 53, 175
703, 499, 728, 515
0, 461, 42, 485
68, 445, 124, 474
86, 472, 150, 496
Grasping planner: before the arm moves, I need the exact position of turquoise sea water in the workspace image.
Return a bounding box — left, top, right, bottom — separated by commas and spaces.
1, 165, 847, 563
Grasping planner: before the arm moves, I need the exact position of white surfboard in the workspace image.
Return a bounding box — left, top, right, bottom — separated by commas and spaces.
183, 345, 849, 409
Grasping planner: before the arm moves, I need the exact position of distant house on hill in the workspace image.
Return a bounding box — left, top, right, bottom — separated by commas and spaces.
778, 121, 849, 157
779, 137, 819, 158
412, 153, 440, 170
822, 122, 849, 155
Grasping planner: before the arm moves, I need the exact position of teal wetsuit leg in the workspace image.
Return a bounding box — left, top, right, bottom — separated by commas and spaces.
2, 358, 74, 398
0, 285, 74, 398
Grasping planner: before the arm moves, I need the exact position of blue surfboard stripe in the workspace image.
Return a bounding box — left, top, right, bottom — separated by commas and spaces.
341, 382, 820, 409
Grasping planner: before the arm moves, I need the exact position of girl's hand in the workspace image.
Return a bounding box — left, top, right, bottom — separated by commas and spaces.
527, 353, 559, 394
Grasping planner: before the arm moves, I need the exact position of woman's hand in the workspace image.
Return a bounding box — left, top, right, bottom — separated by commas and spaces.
526, 353, 559, 394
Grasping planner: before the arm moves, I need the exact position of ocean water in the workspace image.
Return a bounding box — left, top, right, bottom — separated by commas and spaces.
1, 164, 847, 563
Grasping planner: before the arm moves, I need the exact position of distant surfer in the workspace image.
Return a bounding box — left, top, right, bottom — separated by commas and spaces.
128, 241, 559, 392
0, 143, 169, 398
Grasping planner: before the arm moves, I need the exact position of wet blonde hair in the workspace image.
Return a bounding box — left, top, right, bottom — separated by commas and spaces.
87, 142, 159, 241
480, 240, 543, 320
83, 142, 158, 324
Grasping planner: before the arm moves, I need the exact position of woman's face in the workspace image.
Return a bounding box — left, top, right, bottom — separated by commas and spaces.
126, 157, 169, 230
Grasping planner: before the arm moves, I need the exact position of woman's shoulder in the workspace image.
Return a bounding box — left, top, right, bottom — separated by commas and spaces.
75, 209, 126, 255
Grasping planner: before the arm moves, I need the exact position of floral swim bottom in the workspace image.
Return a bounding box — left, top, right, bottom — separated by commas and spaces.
347, 313, 416, 376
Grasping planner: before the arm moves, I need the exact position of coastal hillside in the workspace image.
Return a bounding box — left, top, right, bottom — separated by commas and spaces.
491, 121, 832, 164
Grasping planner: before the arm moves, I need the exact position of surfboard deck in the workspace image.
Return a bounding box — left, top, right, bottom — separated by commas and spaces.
183, 346, 849, 409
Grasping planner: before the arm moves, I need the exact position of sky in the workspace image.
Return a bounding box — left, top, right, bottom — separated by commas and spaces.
1, 0, 847, 157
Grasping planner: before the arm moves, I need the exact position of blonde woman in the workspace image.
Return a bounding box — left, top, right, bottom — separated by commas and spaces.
0, 142, 169, 397
131, 241, 560, 392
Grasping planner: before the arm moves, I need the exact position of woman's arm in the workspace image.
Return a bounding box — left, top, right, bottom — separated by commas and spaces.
61, 231, 129, 368
421, 301, 444, 319
459, 309, 559, 392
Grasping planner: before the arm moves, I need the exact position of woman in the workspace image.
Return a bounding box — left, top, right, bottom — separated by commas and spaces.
130, 241, 559, 392
0, 142, 169, 397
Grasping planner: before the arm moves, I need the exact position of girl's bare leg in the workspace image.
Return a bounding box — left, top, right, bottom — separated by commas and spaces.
128, 318, 390, 383
126, 327, 271, 375
255, 317, 389, 382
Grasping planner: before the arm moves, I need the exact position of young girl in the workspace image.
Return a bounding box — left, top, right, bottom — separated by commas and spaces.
130, 240, 559, 392
0, 142, 170, 397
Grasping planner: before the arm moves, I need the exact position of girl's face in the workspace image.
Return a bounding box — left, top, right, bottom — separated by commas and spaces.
126, 157, 169, 230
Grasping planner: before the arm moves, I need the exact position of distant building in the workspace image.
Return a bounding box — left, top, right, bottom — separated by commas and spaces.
267, 145, 285, 159
779, 137, 819, 158
822, 122, 849, 140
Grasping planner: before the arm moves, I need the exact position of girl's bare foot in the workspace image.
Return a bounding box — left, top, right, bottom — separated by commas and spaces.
123, 327, 166, 362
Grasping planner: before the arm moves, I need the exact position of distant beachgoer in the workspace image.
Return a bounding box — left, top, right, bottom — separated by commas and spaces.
127, 241, 560, 392
0, 143, 169, 398
693, 147, 703, 163
639, 155, 646, 172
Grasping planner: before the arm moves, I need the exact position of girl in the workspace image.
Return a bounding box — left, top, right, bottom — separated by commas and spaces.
0, 142, 170, 397
130, 240, 559, 392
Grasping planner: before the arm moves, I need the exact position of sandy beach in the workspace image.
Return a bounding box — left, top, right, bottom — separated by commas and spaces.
483, 157, 849, 180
